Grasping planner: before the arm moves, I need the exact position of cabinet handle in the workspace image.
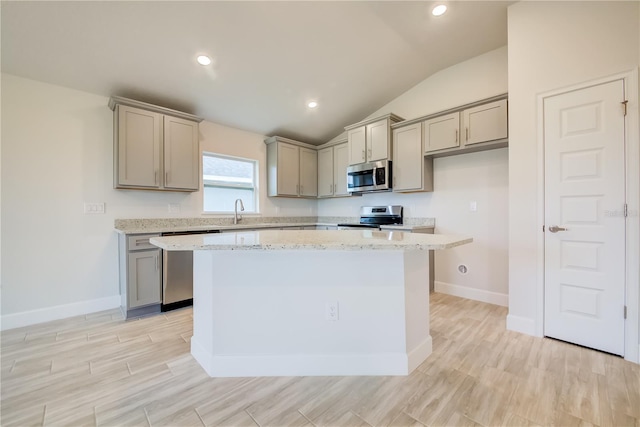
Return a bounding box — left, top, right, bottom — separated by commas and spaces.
296, 184, 300, 195
154, 170, 158, 185
334, 184, 337, 193
368, 149, 372, 159
455, 129, 458, 143
155, 255, 159, 271
329, 184, 333, 194
165, 172, 169, 184
361, 149, 365, 161
466, 128, 469, 141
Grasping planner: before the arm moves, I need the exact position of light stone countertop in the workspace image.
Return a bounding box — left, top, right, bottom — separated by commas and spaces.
114, 216, 435, 234
150, 229, 471, 251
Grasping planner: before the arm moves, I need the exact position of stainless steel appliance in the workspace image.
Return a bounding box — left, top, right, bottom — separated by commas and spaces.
161, 229, 220, 311
347, 160, 392, 193
337, 205, 403, 230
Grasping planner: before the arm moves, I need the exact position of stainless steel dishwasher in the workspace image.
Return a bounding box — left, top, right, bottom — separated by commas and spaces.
161, 229, 220, 311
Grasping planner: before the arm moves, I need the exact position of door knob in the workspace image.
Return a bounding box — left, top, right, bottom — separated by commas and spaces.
548, 225, 567, 233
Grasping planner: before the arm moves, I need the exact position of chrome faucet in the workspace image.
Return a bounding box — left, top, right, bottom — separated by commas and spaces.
234, 199, 245, 224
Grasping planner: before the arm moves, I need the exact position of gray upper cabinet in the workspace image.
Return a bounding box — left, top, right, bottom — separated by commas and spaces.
318, 146, 334, 198
317, 141, 351, 198
110, 96, 202, 192
333, 143, 350, 196
299, 147, 318, 197
163, 115, 200, 190
392, 122, 433, 193
403, 95, 508, 159
116, 105, 162, 188
347, 126, 367, 165
345, 114, 404, 166
424, 112, 460, 153
265, 136, 318, 198
462, 99, 508, 146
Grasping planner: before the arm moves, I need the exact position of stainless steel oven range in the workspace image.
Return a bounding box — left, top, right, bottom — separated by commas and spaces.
337, 205, 403, 230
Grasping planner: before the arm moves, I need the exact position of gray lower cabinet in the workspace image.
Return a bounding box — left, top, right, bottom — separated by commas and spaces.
119, 233, 162, 318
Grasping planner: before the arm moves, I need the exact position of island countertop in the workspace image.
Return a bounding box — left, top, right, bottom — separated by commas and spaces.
150, 229, 471, 251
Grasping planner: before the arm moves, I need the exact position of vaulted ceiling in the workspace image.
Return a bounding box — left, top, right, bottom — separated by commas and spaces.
1, 1, 509, 144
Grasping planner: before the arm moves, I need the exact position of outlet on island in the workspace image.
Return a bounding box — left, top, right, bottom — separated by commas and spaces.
325, 301, 339, 321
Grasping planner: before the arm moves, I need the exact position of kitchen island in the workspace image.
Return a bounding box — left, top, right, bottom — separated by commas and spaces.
150, 229, 471, 377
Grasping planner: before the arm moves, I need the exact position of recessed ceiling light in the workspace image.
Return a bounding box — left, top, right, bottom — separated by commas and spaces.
197, 55, 212, 66
307, 101, 318, 109
432, 4, 447, 16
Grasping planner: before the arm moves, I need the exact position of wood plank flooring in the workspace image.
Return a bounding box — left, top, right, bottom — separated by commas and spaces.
2, 293, 639, 427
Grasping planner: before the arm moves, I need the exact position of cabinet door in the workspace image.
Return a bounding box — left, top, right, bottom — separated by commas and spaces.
333, 143, 350, 196
277, 142, 300, 196
299, 147, 318, 197
127, 249, 161, 308
366, 119, 390, 162
424, 112, 460, 153
462, 99, 508, 146
163, 116, 200, 190
393, 123, 423, 191
116, 105, 162, 188
348, 126, 366, 165
317, 147, 334, 197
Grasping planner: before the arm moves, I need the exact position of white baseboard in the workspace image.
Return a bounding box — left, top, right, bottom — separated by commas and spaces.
1, 295, 121, 331
192, 339, 423, 377
506, 314, 537, 336
407, 336, 433, 373
434, 281, 508, 307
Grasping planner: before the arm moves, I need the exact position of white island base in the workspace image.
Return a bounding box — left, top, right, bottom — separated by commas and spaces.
191, 249, 431, 377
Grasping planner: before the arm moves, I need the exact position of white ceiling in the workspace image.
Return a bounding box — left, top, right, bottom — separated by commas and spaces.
1, 1, 509, 145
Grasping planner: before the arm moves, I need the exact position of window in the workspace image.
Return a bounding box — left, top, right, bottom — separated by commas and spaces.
203, 153, 258, 213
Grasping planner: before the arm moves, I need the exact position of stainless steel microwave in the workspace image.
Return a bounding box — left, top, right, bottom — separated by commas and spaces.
347, 160, 392, 193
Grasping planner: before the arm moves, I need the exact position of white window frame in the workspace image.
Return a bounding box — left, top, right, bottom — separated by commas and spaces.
202, 152, 259, 214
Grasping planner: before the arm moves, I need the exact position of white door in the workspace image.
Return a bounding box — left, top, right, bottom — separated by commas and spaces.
544, 79, 626, 355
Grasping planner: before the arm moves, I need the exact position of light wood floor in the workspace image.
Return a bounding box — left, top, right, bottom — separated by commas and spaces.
1, 293, 639, 427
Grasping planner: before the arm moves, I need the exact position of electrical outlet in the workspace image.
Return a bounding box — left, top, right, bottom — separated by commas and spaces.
325, 301, 339, 321
168, 203, 181, 214
84, 202, 105, 214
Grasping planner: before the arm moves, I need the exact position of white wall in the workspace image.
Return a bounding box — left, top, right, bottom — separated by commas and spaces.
0, 74, 315, 321
507, 1, 639, 341
319, 46, 509, 304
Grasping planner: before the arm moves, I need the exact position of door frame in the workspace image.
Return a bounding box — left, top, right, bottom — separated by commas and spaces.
536, 69, 640, 363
